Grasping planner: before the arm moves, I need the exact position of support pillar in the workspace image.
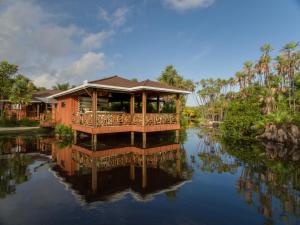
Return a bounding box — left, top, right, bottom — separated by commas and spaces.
176, 94, 180, 124
92, 134, 97, 151
130, 164, 135, 180
142, 154, 147, 189
92, 89, 97, 128
156, 95, 160, 113
142, 91, 147, 127
73, 130, 77, 144
91, 157, 97, 193
176, 148, 181, 176
175, 130, 180, 143
130, 94, 135, 114
37, 104, 40, 119
142, 132, 147, 149
131, 132, 135, 146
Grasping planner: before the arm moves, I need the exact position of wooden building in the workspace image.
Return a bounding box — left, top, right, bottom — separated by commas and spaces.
48, 76, 190, 146
1, 89, 61, 122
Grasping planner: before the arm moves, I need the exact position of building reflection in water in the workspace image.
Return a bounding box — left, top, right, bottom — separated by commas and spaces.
51, 131, 192, 203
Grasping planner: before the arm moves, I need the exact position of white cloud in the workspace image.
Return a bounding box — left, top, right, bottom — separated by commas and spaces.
34, 52, 107, 87
0, 1, 111, 88
81, 31, 113, 50
99, 7, 130, 27
164, 0, 214, 11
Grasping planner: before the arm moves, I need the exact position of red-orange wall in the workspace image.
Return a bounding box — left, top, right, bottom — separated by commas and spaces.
53, 96, 78, 127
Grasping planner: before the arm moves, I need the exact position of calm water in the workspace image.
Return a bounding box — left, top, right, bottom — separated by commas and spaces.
0, 128, 299, 225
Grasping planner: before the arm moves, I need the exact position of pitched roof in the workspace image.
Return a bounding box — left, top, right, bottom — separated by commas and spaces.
89, 75, 139, 88
138, 79, 186, 91
48, 75, 191, 99
32, 89, 63, 103
33, 89, 63, 98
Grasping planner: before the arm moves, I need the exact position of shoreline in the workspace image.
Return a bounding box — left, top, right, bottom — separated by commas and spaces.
0, 127, 41, 132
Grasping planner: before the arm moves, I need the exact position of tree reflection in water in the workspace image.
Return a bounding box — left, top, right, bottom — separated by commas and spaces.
196, 128, 300, 225
0, 134, 52, 199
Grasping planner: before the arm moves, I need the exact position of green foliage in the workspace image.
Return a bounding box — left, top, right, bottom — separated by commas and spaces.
54, 124, 73, 138
9, 75, 34, 106
0, 117, 39, 127
52, 83, 71, 91
221, 99, 262, 140
0, 61, 18, 116
158, 65, 195, 107
292, 113, 300, 127
180, 113, 188, 127
264, 111, 293, 125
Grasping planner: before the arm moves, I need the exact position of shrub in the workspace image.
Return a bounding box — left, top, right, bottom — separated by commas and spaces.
18, 118, 39, 127
54, 124, 73, 138
0, 117, 39, 127
221, 99, 262, 140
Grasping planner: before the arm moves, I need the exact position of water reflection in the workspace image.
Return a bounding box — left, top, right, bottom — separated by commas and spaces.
51, 142, 193, 203
194, 128, 300, 225
0, 129, 300, 225
0, 131, 193, 203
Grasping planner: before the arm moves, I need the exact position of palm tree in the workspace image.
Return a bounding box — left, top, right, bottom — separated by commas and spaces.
243, 61, 255, 87
52, 83, 71, 91
282, 41, 299, 112
256, 44, 273, 86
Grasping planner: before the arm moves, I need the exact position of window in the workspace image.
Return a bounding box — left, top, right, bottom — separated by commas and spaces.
61, 102, 66, 108
11, 104, 22, 110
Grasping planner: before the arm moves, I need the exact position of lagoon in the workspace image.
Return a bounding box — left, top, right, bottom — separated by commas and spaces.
0, 128, 299, 225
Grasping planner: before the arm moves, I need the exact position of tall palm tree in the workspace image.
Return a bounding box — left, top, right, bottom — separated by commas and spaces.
243, 61, 255, 86
282, 41, 299, 112
256, 44, 273, 87
52, 83, 71, 91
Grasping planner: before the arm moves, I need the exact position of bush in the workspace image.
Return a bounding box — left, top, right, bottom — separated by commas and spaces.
18, 118, 39, 127
0, 117, 39, 127
221, 99, 262, 140
292, 113, 300, 128
54, 124, 73, 138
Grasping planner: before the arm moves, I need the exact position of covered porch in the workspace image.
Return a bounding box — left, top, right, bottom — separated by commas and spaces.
71, 89, 181, 134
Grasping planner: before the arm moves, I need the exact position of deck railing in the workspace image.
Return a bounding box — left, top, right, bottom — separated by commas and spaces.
72, 112, 177, 127
145, 113, 177, 125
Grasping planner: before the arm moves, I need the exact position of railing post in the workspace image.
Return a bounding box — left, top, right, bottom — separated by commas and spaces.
142, 91, 147, 126
176, 94, 180, 124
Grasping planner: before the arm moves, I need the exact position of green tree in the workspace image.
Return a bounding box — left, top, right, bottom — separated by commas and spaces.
9, 75, 34, 106
52, 82, 71, 91
0, 61, 18, 116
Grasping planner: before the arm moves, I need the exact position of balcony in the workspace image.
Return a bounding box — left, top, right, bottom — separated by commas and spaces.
71, 112, 179, 133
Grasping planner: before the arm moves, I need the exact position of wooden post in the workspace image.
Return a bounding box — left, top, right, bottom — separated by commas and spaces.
175, 130, 179, 143
142, 154, 147, 188
176, 148, 181, 176
37, 104, 40, 120
130, 163, 135, 180
176, 94, 180, 124
131, 132, 134, 146
73, 130, 77, 144
142, 91, 147, 126
92, 89, 97, 128
92, 156, 97, 193
92, 134, 97, 151
142, 132, 146, 149
130, 94, 135, 114
156, 95, 160, 113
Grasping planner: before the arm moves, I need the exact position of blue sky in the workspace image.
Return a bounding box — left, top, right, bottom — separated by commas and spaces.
0, 0, 300, 105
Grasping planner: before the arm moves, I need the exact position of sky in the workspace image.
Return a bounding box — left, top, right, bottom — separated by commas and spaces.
0, 0, 300, 105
